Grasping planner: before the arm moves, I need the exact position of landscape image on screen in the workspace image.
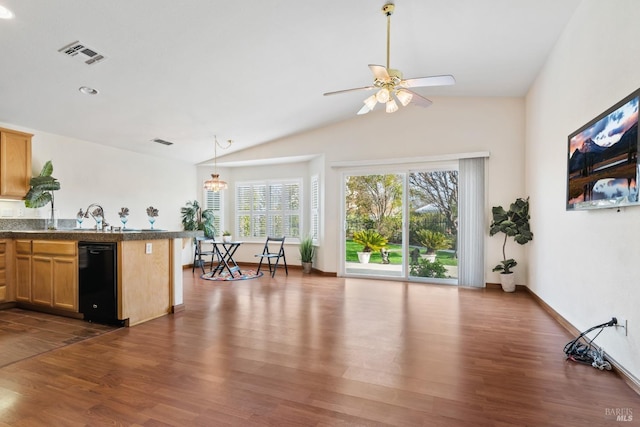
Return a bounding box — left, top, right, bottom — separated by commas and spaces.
567, 93, 639, 210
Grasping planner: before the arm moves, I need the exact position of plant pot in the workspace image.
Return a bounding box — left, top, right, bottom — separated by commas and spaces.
420, 253, 437, 262
301, 261, 312, 274
357, 252, 371, 264
499, 273, 516, 292
222, 235, 232, 243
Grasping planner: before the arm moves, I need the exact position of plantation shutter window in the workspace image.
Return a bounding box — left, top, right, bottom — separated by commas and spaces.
235, 179, 302, 240
203, 188, 224, 236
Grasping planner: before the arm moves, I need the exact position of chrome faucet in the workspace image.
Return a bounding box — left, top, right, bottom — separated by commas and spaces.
84, 203, 109, 230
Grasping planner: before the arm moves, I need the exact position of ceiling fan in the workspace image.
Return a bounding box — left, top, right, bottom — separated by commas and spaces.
323, 3, 455, 115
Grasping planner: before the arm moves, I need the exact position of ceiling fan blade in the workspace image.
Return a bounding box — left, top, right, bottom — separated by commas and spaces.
400, 74, 456, 88
404, 89, 433, 108
323, 86, 376, 96
369, 64, 390, 81
357, 104, 372, 115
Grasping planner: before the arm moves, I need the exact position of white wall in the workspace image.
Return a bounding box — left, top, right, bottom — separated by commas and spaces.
526, 0, 640, 382
206, 96, 526, 279
0, 121, 198, 263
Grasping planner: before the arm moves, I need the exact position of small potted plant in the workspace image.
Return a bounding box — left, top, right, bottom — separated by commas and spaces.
415, 230, 450, 262
222, 230, 232, 243
146, 206, 159, 229
118, 207, 130, 229
352, 229, 387, 264
489, 197, 534, 292
299, 235, 315, 273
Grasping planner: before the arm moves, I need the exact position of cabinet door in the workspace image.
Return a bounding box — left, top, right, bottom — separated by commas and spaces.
15, 253, 32, 302
32, 255, 53, 306
52, 256, 78, 311
0, 240, 5, 302
0, 128, 33, 198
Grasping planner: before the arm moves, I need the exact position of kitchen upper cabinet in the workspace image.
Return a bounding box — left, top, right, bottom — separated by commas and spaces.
0, 127, 33, 199
15, 240, 78, 312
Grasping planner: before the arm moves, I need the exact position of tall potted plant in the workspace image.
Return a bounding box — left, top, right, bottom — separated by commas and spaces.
24, 160, 60, 230
352, 229, 387, 264
180, 200, 215, 238
299, 235, 315, 273
489, 197, 534, 292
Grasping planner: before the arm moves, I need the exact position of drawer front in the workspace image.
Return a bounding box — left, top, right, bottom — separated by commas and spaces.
15, 240, 32, 254
32, 240, 77, 256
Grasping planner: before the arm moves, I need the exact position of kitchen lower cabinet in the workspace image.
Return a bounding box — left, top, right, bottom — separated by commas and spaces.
0, 240, 6, 301
15, 240, 78, 312
15, 240, 32, 302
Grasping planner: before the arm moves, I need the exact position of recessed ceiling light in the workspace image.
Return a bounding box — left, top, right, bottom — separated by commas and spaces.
79, 86, 99, 95
0, 5, 14, 19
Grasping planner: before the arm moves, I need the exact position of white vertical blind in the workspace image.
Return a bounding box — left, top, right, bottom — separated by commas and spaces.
458, 157, 486, 287
310, 174, 319, 242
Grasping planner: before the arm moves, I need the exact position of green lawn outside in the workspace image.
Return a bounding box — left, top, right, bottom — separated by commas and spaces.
345, 240, 458, 266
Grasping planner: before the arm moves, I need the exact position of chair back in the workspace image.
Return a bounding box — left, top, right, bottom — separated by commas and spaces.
261, 236, 285, 255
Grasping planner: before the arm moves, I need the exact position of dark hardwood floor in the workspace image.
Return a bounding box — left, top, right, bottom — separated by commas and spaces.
0, 308, 117, 368
0, 270, 638, 426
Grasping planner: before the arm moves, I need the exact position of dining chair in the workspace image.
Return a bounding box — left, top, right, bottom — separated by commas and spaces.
255, 236, 288, 277
192, 236, 217, 273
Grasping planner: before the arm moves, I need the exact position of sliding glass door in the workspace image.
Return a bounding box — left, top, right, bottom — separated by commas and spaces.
408, 170, 458, 283
342, 166, 459, 284
344, 173, 404, 278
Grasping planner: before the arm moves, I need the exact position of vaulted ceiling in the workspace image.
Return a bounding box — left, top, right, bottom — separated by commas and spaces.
0, 0, 582, 164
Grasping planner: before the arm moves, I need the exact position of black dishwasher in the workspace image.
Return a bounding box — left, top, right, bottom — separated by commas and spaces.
78, 242, 123, 326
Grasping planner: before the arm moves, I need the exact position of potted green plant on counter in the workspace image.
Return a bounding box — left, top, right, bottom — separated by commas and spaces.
299, 235, 316, 273
489, 197, 533, 292
352, 229, 387, 264
25, 160, 60, 230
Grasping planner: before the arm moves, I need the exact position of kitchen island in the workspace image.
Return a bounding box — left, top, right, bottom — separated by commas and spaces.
0, 229, 198, 326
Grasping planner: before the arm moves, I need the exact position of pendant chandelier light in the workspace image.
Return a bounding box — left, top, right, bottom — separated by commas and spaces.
203, 135, 232, 192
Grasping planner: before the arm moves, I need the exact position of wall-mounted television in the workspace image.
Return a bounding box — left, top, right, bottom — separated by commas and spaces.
567, 88, 639, 211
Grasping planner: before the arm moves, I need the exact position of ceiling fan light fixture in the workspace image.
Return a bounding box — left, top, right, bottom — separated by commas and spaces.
363, 94, 378, 110
395, 90, 413, 107
376, 88, 390, 103
386, 99, 398, 113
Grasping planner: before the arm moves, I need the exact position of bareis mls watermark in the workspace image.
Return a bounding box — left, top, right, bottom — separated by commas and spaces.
605, 407, 633, 422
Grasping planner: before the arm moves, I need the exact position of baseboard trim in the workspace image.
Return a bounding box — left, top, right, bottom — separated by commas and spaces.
524, 286, 640, 396
172, 303, 185, 313
183, 262, 338, 276
15, 302, 84, 320
0, 301, 17, 310
485, 282, 528, 292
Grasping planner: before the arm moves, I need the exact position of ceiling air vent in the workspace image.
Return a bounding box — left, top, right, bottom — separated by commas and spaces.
58, 41, 107, 65
152, 138, 174, 146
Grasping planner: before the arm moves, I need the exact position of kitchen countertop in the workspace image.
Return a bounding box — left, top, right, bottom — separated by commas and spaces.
1, 229, 200, 242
